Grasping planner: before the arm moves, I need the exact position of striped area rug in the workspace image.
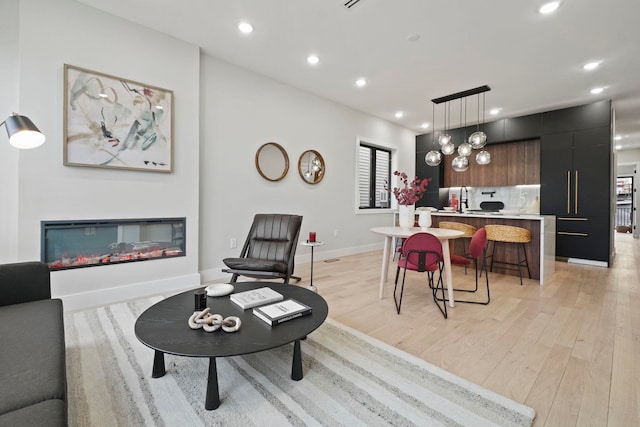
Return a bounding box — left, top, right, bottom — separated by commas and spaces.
64, 296, 535, 426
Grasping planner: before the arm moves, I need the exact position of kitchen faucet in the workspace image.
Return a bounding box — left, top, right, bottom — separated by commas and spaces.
459, 186, 469, 213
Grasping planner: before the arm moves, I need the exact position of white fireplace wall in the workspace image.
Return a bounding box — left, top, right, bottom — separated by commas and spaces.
6, 0, 201, 309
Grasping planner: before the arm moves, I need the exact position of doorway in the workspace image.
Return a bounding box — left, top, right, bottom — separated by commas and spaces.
616, 176, 634, 236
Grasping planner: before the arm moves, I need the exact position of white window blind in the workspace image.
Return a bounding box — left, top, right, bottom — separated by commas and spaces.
358, 144, 391, 209
375, 150, 390, 208
358, 146, 371, 208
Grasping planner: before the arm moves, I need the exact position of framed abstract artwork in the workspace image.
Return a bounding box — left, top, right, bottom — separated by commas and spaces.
63, 64, 174, 172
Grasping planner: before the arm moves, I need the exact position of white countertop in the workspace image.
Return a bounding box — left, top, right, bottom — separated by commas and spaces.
431, 211, 551, 221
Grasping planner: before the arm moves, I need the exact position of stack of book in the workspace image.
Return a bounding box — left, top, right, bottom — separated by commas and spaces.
230, 287, 283, 309
252, 299, 312, 326
229, 286, 312, 326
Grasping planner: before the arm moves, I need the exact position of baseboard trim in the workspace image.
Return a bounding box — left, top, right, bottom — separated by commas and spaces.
199, 243, 383, 284
567, 257, 608, 268
58, 273, 201, 312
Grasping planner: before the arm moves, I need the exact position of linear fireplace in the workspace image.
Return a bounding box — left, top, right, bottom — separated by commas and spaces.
41, 217, 186, 271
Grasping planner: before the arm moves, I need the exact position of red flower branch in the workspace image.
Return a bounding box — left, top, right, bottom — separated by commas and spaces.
387, 171, 430, 206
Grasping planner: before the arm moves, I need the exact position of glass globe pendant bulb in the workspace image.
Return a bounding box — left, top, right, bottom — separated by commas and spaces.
452, 156, 469, 172
438, 133, 451, 146
458, 142, 472, 157
425, 150, 442, 166
476, 150, 491, 165
469, 131, 487, 149
441, 142, 455, 155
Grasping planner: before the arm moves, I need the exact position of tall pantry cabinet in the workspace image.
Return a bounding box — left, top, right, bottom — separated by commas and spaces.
540, 104, 613, 264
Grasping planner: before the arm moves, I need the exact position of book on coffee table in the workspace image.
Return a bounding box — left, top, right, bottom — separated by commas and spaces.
229, 287, 283, 310
253, 299, 312, 326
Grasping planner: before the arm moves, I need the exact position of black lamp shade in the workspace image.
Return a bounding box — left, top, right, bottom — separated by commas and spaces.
4, 114, 46, 149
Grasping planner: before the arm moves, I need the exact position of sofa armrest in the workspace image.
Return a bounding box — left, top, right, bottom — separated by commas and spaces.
0, 261, 51, 307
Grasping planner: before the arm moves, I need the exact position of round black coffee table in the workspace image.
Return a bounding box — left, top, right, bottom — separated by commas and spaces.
135, 282, 328, 410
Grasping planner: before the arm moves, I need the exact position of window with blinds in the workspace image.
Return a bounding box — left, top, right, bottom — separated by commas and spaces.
358, 144, 391, 209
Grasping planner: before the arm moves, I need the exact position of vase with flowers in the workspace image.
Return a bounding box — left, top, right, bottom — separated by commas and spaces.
387, 171, 430, 230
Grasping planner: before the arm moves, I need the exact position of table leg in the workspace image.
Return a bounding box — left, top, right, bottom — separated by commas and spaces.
379, 236, 392, 299
291, 339, 303, 380
441, 240, 455, 308
308, 247, 317, 292
152, 350, 166, 378
205, 357, 220, 410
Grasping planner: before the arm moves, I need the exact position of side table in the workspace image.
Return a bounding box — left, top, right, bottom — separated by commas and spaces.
299, 241, 324, 292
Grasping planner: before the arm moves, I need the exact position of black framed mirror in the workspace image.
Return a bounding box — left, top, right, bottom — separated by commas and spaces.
255, 142, 289, 182
298, 150, 325, 184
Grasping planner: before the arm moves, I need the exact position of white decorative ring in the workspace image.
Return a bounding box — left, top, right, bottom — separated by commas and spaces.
221, 316, 241, 332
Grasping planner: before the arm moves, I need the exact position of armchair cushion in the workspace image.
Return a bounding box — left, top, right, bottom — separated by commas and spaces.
222, 258, 288, 274
0, 261, 51, 307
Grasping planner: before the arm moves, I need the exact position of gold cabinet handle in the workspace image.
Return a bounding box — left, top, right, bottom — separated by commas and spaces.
575, 170, 579, 214
558, 231, 588, 237
566, 170, 571, 214
558, 217, 588, 221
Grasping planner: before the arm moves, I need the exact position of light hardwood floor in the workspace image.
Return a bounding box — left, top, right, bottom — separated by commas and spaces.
291, 233, 639, 427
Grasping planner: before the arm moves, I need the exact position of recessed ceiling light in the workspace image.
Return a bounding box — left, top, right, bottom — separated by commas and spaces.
539, 2, 560, 14
614, 135, 622, 141
583, 61, 601, 71
307, 55, 320, 65
490, 108, 501, 115
615, 145, 622, 150
590, 87, 604, 94
395, 111, 404, 119
406, 34, 420, 42
420, 123, 430, 129
355, 78, 367, 88
238, 21, 254, 34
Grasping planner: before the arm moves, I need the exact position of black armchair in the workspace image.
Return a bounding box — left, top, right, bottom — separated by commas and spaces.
222, 214, 303, 284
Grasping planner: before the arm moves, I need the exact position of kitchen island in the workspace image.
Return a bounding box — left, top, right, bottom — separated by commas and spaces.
418, 212, 555, 284
394, 211, 556, 285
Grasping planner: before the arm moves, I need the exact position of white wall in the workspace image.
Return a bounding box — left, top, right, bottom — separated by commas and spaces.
5, 0, 201, 310
617, 148, 640, 167
4, 0, 416, 309
0, 0, 20, 261
198, 56, 416, 281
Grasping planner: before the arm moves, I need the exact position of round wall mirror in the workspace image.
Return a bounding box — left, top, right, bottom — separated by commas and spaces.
255, 142, 289, 182
298, 150, 325, 184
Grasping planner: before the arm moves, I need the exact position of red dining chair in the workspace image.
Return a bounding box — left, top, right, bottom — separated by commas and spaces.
393, 232, 447, 318
442, 227, 490, 305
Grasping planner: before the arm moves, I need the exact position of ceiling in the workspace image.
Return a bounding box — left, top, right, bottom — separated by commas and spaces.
76, 0, 640, 150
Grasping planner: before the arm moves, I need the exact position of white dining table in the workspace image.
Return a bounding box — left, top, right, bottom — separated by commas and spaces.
370, 226, 465, 308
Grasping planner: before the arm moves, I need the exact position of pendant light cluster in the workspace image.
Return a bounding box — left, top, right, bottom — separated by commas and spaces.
425, 85, 491, 171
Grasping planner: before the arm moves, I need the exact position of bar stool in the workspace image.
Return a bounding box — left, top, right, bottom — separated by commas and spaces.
438, 221, 477, 238
439, 221, 477, 273
484, 224, 531, 286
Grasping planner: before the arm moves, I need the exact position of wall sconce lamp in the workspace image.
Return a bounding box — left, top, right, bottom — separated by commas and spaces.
1, 113, 46, 149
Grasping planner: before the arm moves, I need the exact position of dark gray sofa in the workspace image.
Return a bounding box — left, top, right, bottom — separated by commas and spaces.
0, 262, 67, 427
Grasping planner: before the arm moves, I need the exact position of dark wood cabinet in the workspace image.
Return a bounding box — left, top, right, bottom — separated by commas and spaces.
540, 132, 573, 215
540, 126, 612, 262
541, 100, 611, 134
572, 129, 611, 216
415, 150, 444, 208
443, 140, 539, 188
482, 119, 505, 143
556, 216, 610, 262
504, 114, 542, 141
